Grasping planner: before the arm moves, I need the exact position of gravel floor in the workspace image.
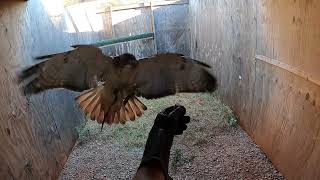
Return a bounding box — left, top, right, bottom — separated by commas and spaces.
59, 93, 284, 180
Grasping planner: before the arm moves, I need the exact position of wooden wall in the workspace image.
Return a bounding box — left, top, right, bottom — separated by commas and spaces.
153, 2, 190, 55
0, 0, 190, 179
102, 6, 156, 58
101, 0, 190, 57
0, 1, 87, 179
189, 0, 320, 179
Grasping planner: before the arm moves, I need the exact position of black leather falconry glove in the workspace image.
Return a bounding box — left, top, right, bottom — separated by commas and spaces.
138, 105, 190, 180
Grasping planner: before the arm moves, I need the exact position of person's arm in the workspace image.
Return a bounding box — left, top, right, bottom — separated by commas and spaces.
133, 159, 166, 180
133, 105, 190, 180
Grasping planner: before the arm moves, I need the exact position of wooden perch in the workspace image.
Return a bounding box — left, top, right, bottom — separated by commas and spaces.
73, 33, 155, 48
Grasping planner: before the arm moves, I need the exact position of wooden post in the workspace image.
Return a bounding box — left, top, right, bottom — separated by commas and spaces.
150, 2, 158, 54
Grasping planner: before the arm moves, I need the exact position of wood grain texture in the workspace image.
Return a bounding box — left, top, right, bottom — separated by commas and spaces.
106, 7, 156, 58
112, 7, 152, 38
153, 3, 190, 55
0, 1, 88, 179
0, 1, 190, 179
101, 38, 156, 59
0, 0, 113, 179
256, 55, 320, 87
103, 3, 190, 58
256, 0, 320, 80
189, 0, 320, 179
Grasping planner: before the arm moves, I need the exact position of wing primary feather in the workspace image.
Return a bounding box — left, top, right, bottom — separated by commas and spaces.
187, 58, 211, 68
113, 111, 120, 124
22, 78, 42, 95
202, 70, 217, 91
98, 111, 105, 123
84, 95, 100, 115
71, 44, 99, 48
129, 99, 142, 117
76, 85, 105, 117
78, 93, 97, 113
91, 103, 101, 120
34, 51, 68, 60
17, 61, 45, 83
106, 113, 114, 125
128, 99, 138, 117
75, 89, 95, 103
133, 97, 147, 111
119, 106, 126, 124
34, 54, 58, 60
123, 105, 130, 122
125, 102, 135, 121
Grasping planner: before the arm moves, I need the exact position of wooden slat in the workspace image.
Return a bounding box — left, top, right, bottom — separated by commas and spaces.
150, 4, 157, 53
97, 0, 189, 13
101, 38, 156, 59
73, 33, 155, 47
256, 55, 320, 87
153, 2, 190, 55
256, 0, 320, 81
152, 0, 189, 7
111, 7, 153, 38
111, 2, 151, 12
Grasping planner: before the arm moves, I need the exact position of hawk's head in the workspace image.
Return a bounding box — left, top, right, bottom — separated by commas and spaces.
114, 53, 137, 67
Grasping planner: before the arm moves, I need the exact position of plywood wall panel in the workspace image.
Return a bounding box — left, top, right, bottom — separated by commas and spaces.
0, 0, 112, 179
104, 7, 156, 58
250, 59, 320, 179
257, 0, 320, 80
189, 0, 257, 126
0, 1, 190, 179
153, 4, 190, 55
112, 7, 152, 38
189, 0, 320, 179
101, 38, 156, 59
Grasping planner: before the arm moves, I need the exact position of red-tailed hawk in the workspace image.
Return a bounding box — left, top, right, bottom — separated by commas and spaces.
18, 45, 217, 126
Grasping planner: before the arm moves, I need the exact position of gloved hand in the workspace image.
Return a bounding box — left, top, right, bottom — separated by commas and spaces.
137, 105, 190, 180
153, 105, 190, 135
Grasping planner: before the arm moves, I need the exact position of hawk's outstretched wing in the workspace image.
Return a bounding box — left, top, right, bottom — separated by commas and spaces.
133, 53, 217, 99
18, 45, 113, 95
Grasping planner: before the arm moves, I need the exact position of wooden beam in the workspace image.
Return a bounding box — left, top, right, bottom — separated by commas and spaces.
97, 0, 189, 13
255, 55, 320, 87
72, 33, 155, 48
111, 2, 151, 12
152, 0, 189, 7
150, 3, 157, 53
